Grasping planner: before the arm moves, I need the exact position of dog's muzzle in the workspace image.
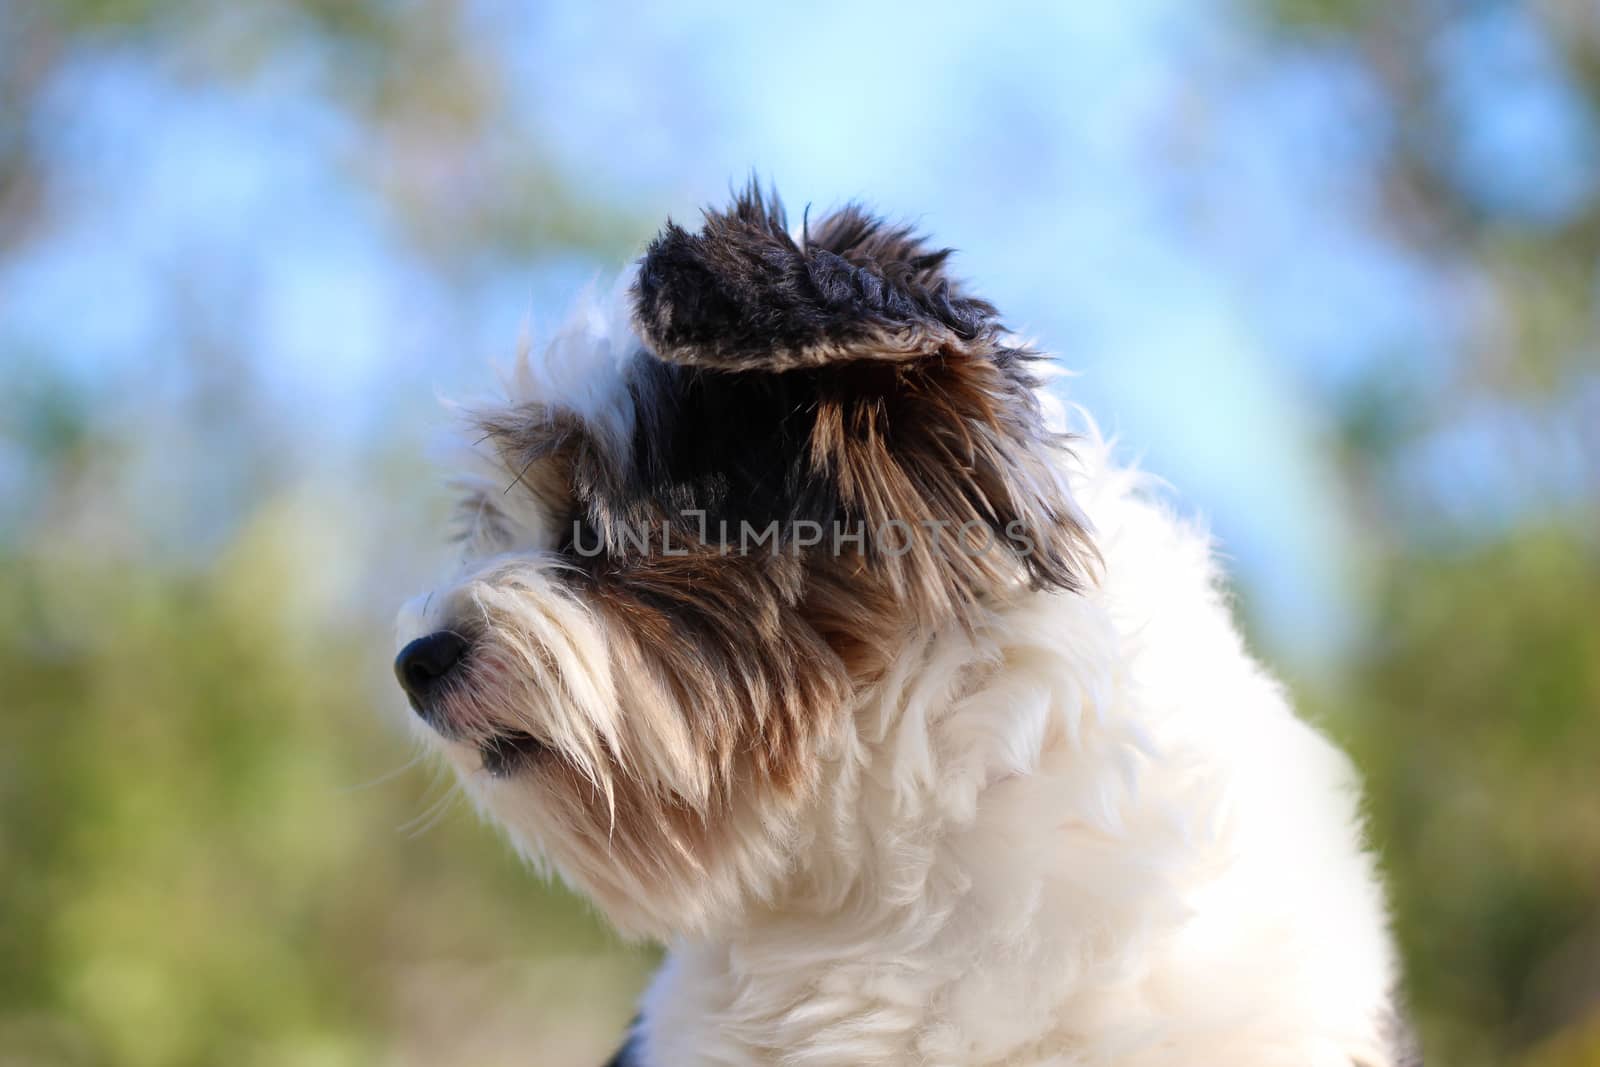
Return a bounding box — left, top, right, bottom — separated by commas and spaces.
394, 630, 469, 715
394, 628, 553, 776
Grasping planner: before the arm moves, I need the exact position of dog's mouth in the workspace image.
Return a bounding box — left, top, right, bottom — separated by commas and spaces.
477, 729, 552, 778
395, 632, 555, 777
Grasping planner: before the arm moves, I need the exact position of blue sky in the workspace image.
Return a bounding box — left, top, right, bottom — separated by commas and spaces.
3, 0, 1595, 668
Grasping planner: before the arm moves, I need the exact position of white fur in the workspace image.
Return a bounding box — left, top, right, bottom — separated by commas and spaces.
631, 433, 1397, 1066
504, 265, 642, 457
398, 275, 1400, 1067
432, 268, 642, 560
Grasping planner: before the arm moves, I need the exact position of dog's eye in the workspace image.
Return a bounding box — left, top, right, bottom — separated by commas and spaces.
557, 511, 605, 561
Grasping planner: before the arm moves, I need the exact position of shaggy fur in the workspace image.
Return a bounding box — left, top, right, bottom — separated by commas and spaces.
393, 185, 1413, 1066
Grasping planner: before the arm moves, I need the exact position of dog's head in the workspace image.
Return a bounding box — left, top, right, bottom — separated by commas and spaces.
394, 186, 1093, 937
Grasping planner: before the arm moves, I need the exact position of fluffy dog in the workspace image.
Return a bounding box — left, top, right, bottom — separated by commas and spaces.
393, 186, 1415, 1066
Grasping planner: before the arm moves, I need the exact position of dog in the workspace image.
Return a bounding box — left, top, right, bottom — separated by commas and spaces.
393, 185, 1416, 1066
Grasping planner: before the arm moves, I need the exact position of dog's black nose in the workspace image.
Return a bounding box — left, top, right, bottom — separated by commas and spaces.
395, 631, 469, 707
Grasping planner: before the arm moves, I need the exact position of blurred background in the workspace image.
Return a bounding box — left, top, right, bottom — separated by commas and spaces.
2, 1, 1597, 1064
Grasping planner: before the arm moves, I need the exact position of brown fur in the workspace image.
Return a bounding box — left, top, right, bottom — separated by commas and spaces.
435, 187, 1097, 934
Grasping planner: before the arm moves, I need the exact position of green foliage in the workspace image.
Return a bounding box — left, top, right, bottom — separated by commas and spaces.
1251, 0, 1386, 37
1321, 526, 1600, 1067
2, 1, 1596, 1063
0, 526, 654, 1065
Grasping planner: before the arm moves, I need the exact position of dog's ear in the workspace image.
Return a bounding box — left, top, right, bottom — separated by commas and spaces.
629, 185, 1097, 621
633, 182, 998, 371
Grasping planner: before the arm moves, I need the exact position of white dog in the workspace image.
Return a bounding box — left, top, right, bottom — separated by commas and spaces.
393, 186, 1416, 1067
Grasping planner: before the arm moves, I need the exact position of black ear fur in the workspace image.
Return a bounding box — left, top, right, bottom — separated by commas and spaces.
610, 184, 1098, 616
633, 182, 998, 370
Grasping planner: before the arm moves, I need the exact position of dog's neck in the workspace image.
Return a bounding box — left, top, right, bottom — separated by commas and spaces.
629, 506, 1400, 1065
638, 588, 1166, 1064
